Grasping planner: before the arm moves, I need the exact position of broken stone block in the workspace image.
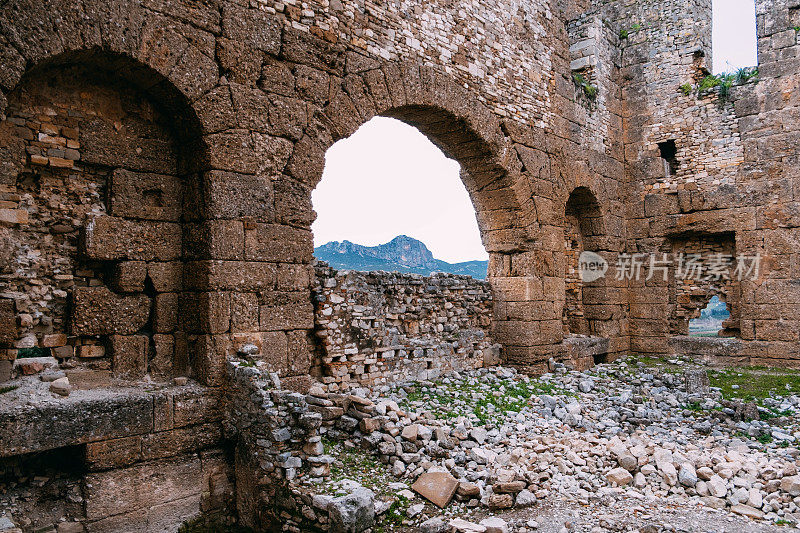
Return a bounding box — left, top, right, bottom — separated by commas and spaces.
71, 286, 150, 336
479, 518, 509, 533
328, 486, 375, 533
13, 356, 58, 376
110, 335, 149, 379
411, 471, 459, 508
684, 369, 710, 395
488, 493, 513, 510
109, 169, 182, 221
606, 467, 633, 486
449, 518, 486, 533
50, 376, 71, 396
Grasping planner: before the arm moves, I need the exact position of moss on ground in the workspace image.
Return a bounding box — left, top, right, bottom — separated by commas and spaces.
708, 367, 800, 405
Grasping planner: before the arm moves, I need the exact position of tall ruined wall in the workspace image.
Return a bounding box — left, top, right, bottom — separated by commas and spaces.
312, 263, 498, 389
572, 0, 800, 364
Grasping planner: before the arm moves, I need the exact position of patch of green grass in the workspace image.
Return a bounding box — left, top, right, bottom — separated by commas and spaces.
619, 29, 628, 39
0, 385, 18, 394
374, 495, 410, 533
709, 367, 800, 405
402, 377, 575, 425
793, 26, 800, 32
757, 432, 773, 444
684, 401, 703, 412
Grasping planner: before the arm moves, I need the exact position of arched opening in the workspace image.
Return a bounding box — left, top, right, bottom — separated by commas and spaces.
0, 51, 205, 385
309, 115, 495, 387
563, 187, 605, 337
312, 116, 488, 277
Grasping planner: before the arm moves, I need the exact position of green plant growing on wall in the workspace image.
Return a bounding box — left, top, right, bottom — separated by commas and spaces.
697, 74, 721, 92
794, 26, 800, 32
572, 72, 598, 101
735, 66, 759, 84
679, 83, 693, 96
619, 23, 642, 40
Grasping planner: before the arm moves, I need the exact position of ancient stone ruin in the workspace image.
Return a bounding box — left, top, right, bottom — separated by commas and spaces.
0, 0, 799, 530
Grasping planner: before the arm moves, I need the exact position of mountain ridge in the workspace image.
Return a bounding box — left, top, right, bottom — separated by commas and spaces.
314, 235, 488, 279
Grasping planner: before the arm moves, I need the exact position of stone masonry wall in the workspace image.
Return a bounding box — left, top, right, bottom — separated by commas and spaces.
312, 263, 499, 389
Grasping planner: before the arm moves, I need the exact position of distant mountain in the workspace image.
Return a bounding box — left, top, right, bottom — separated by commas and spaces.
314, 235, 488, 279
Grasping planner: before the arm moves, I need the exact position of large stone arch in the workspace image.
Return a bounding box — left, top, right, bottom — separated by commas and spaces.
280, 61, 561, 371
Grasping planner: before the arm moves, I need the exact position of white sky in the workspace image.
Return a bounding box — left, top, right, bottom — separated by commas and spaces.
712, 0, 758, 73
312, 117, 488, 263
312, 3, 757, 263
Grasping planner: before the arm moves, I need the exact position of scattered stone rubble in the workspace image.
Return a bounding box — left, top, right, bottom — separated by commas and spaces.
234, 355, 800, 531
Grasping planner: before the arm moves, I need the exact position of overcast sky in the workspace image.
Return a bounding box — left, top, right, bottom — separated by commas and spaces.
713, 0, 758, 73
312, 2, 757, 263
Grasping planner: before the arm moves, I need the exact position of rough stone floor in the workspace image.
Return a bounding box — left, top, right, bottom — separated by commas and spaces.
305, 356, 800, 532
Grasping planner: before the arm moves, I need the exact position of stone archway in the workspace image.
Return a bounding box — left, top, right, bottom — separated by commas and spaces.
277, 62, 554, 375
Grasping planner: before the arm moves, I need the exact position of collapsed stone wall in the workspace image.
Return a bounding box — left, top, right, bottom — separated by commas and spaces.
312, 263, 499, 389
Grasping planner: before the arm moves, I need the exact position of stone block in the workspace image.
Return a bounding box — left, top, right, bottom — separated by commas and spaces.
148, 262, 183, 292
78, 345, 106, 358
222, 4, 281, 54
71, 286, 150, 336
0, 299, 17, 345
141, 422, 223, 461
274, 177, 315, 227
259, 292, 314, 331
277, 263, 313, 291
286, 329, 314, 375
183, 220, 244, 260
41, 333, 67, 348
86, 436, 143, 470
231, 292, 259, 332
84, 457, 202, 520
203, 170, 273, 221
183, 261, 277, 291
261, 331, 288, 372
109, 169, 182, 221
82, 216, 181, 262
154, 293, 179, 333
243, 223, 314, 264
188, 335, 226, 387
111, 261, 147, 293
151, 334, 174, 379
110, 335, 149, 379
80, 117, 176, 175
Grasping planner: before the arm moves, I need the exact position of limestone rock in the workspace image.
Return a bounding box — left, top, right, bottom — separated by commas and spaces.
411, 471, 459, 508
328, 487, 376, 533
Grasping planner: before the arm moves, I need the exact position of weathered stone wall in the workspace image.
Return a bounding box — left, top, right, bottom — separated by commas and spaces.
0, 0, 799, 528
312, 263, 499, 389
